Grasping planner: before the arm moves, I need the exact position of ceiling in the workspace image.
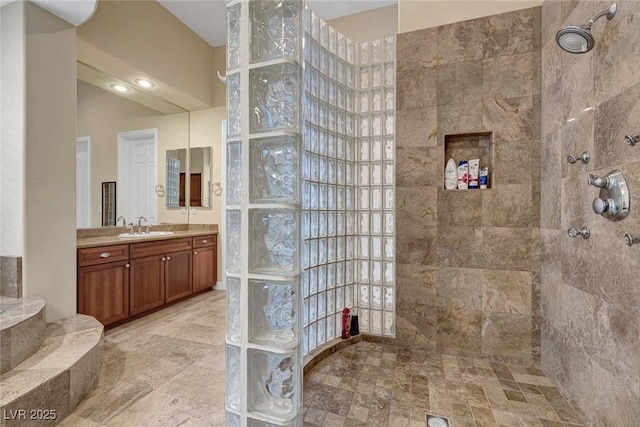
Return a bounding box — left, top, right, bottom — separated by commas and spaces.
157, 0, 397, 48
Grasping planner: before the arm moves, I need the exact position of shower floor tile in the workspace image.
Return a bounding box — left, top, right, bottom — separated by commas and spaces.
303, 341, 585, 427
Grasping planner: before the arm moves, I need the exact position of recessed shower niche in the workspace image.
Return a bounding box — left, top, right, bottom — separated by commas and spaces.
443, 132, 494, 190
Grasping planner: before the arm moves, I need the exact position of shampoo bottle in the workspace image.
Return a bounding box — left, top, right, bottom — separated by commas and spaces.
468, 159, 479, 189
457, 160, 469, 190
480, 167, 489, 189
444, 159, 457, 190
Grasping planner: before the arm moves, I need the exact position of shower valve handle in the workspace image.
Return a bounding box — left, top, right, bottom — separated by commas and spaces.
593, 197, 616, 215
624, 233, 640, 246
568, 226, 590, 239
587, 173, 610, 189
567, 151, 590, 164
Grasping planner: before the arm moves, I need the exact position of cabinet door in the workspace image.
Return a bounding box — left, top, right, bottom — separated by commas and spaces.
78, 261, 129, 326
193, 245, 216, 293
165, 249, 192, 303
129, 254, 165, 316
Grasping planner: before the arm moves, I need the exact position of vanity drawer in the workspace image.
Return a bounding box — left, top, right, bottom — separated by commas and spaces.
130, 237, 192, 258
78, 244, 129, 267
193, 235, 216, 249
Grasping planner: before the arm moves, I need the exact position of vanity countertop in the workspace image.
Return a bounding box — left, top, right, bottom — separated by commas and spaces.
77, 225, 218, 249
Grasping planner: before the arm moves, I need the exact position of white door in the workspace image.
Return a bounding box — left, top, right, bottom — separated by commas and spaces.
76, 136, 91, 228
117, 129, 158, 225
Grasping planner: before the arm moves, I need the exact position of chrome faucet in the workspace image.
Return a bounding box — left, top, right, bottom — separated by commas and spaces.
117, 216, 127, 227
137, 217, 147, 234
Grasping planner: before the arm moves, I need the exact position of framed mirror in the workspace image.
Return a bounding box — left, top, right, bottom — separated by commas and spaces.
101, 181, 116, 226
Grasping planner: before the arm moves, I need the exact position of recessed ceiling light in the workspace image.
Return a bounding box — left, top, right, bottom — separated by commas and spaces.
135, 79, 155, 88
110, 84, 130, 93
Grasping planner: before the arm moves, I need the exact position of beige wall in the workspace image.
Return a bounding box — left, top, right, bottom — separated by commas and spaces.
23, 2, 77, 321
0, 1, 26, 258
328, 5, 398, 42
77, 0, 220, 111
77, 81, 190, 227
190, 106, 226, 282
399, 0, 543, 33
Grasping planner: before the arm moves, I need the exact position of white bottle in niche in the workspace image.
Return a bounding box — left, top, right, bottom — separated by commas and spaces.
444, 159, 457, 190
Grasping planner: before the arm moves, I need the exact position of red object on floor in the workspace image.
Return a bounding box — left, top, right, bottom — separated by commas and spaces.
341, 307, 351, 339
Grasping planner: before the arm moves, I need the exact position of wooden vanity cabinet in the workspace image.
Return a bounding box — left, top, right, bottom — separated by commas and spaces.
128, 254, 165, 316
77, 244, 130, 326
192, 234, 217, 293
129, 238, 192, 315
164, 249, 192, 303
77, 234, 217, 327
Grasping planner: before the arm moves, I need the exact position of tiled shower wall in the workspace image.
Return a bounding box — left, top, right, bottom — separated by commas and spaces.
395, 7, 542, 364
540, 1, 640, 425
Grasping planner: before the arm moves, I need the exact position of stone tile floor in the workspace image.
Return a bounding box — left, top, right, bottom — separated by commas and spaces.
303, 341, 586, 427
60, 290, 227, 426
56, 289, 586, 427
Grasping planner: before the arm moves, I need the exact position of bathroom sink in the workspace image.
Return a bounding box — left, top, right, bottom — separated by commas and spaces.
117, 231, 175, 239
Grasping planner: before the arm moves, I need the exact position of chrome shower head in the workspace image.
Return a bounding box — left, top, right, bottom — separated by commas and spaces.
556, 2, 616, 54
556, 26, 594, 53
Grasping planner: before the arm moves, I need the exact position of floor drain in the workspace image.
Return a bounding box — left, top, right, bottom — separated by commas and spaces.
426, 414, 450, 427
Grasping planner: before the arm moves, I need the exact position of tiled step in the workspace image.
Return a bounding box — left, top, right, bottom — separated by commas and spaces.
0, 314, 103, 426
0, 296, 46, 374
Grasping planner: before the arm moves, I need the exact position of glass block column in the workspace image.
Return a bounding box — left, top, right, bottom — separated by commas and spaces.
355, 37, 396, 336
301, 7, 357, 355
225, 1, 303, 426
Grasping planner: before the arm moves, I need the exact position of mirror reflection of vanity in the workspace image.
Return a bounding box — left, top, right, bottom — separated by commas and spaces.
76, 63, 215, 228
73, 0, 226, 310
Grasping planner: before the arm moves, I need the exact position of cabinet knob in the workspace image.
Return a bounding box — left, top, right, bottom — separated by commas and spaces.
162, 257, 166, 261
202, 240, 208, 244
125, 263, 130, 268
99, 252, 111, 258
166, 256, 171, 261
194, 251, 198, 255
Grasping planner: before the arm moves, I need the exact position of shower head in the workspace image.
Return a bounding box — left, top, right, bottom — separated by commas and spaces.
556, 26, 594, 53
556, 2, 616, 54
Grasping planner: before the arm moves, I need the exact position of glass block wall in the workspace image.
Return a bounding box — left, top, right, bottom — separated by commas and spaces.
165, 154, 181, 208
301, 8, 357, 355
355, 38, 396, 335
225, 1, 395, 424
225, 1, 303, 425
